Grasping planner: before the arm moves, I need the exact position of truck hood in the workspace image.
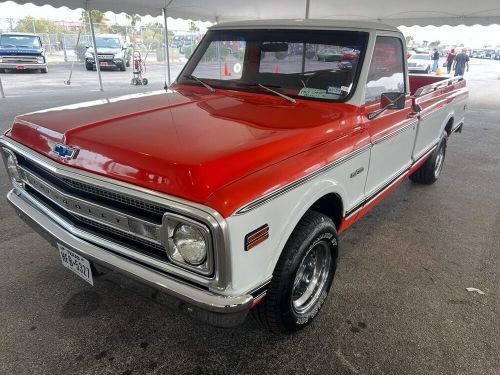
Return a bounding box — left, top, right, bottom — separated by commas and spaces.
8, 87, 355, 212
0, 47, 43, 55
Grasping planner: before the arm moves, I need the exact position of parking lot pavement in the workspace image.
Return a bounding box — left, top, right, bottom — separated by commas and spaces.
0, 59, 499, 375
0, 62, 185, 96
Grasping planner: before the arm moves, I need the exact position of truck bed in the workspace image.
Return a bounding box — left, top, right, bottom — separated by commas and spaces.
409, 74, 461, 96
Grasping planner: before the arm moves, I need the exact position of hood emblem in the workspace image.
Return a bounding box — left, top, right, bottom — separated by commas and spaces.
53, 144, 78, 159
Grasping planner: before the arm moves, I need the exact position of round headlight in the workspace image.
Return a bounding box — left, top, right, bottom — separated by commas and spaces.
173, 224, 207, 265
37, 56, 44, 63
3, 149, 21, 183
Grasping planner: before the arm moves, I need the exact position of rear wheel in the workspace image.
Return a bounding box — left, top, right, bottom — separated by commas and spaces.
252, 211, 338, 334
410, 132, 447, 184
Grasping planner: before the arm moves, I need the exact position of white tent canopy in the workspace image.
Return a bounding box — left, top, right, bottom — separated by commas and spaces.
8, 0, 500, 26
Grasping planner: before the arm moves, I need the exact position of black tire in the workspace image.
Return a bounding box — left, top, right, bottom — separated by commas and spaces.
0, 68, 5, 73
119, 64, 126, 72
252, 211, 338, 334
410, 132, 447, 185
126, 60, 130, 67
85, 63, 93, 71
40, 66, 48, 73
142, 78, 148, 85
425, 66, 430, 74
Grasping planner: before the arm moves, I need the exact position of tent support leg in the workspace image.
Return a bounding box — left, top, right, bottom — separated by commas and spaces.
0, 75, 5, 98
305, 0, 310, 19
162, 7, 171, 88
87, 9, 104, 92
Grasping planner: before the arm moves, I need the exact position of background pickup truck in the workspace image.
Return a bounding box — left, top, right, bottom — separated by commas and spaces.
1, 19, 468, 334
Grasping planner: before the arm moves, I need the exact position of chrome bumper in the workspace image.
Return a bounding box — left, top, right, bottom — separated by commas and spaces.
7, 188, 253, 327
0, 62, 47, 70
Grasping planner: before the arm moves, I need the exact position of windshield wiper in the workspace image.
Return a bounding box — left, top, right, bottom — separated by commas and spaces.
257, 84, 296, 104
183, 75, 216, 93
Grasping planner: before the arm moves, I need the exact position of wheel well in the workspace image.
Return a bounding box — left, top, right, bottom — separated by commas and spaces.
444, 117, 454, 135
309, 193, 343, 229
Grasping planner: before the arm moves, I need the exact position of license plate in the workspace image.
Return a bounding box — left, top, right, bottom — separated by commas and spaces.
58, 244, 93, 285
99, 62, 108, 66
16, 65, 25, 70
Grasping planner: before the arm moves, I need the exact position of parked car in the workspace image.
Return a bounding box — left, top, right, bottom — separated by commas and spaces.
170, 35, 184, 49
84, 34, 130, 71
316, 47, 343, 61
407, 53, 432, 73
1, 20, 468, 334
0, 32, 48, 73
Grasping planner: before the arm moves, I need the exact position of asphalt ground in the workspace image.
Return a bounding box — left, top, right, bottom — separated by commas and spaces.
0, 58, 499, 375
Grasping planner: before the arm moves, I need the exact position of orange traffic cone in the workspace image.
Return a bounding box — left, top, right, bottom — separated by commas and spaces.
223, 62, 231, 76
436, 67, 441, 76
273, 64, 279, 73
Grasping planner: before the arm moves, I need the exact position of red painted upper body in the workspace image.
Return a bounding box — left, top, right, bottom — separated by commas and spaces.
6, 73, 466, 218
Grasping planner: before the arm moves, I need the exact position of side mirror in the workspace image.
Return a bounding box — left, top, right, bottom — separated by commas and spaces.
380, 92, 405, 109
367, 92, 406, 120
85, 45, 90, 49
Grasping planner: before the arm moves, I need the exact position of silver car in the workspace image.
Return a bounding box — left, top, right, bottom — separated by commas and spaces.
407, 53, 431, 74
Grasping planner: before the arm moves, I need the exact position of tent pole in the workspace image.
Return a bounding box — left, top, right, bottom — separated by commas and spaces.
0, 75, 5, 98
305, 0, 310, 19
162, 7, 171, 88
87, 9, 104, 91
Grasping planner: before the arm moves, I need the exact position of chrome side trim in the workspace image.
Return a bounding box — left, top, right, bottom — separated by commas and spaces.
7, 189, 252, 314
413, 76, 463, 97
233, 143, 373, 215
413, 141, 438, 162
372, 120, 418, 145
0, 136, 231, 290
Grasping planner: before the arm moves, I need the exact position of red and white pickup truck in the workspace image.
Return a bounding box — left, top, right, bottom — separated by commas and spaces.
1, 20, 468, 333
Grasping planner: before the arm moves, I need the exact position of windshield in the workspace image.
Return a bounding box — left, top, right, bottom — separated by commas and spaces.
95, 37, 121, 49
0, 35, 41, 48
178, 29, 369, 102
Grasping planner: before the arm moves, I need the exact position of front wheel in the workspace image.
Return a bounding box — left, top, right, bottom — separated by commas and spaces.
85, 63, 93, 71
252, 211, 338, 334
40, 66, 48, 73
410, 132, 447, 184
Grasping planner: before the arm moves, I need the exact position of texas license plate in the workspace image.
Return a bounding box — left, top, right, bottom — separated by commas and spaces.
58, 244, 93, 285
99, 62, 108, 66
16, 65, 25, 70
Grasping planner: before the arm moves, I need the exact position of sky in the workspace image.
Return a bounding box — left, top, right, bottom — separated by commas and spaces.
0, 1, 499, 47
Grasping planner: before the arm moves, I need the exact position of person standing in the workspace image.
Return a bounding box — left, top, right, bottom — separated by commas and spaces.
446, 48, 456, 74
453, 49, 470, 77
431, 48, 440, 72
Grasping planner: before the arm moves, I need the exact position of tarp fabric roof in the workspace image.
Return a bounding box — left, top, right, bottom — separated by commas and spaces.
8, 0, 500, 26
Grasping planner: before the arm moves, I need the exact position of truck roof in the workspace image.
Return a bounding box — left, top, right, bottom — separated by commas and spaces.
211, 19, 400, 33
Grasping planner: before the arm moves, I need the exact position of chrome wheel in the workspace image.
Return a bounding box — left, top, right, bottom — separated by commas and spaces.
292, 241, 332, 315
434, 144, 445, 178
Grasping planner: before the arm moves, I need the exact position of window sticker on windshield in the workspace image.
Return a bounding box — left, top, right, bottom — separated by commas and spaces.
327, 86, 342, 95
298, 87, 341, 99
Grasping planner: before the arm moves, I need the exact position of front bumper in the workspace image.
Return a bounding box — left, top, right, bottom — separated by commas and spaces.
408, 66, 429, 72
0, 62, 47, 70
7, 188, 253, 327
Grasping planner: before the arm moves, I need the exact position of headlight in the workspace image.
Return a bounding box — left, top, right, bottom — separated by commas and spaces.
0, 56, 3, 63
163, 214, 212, 274
172, 224, 207, 265
1, 148, 22, 184
36, 56, 44, 63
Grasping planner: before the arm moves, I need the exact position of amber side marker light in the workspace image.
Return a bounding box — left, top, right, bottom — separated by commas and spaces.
245, 224, 269, 251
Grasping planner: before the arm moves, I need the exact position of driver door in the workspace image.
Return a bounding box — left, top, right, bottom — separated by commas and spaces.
363, 36, 417, 199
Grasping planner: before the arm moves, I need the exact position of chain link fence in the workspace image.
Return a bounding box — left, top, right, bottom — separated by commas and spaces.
0, 17, 203, 65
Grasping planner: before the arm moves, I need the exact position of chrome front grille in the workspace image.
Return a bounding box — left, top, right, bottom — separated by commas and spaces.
21, 167, 162, 245
2, 56, 38, 63
97, 54, 114, 60
15, 155, 170, 261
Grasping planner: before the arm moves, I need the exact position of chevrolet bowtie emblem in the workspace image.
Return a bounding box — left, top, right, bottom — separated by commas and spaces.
53, 144, 78, 159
